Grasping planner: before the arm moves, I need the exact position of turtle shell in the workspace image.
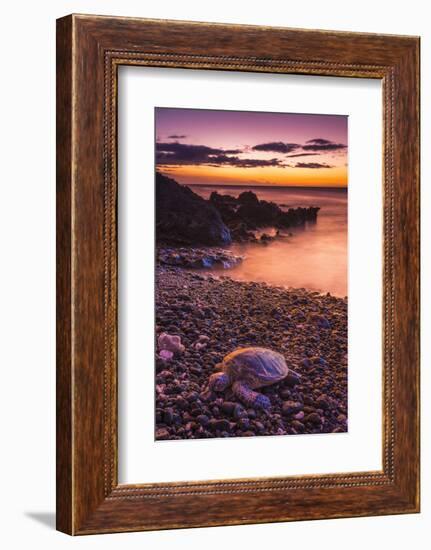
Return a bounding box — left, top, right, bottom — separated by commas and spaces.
221, 347, 288, 389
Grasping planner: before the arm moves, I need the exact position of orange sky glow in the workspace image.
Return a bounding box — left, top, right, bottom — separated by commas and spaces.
161, 164, 347, 187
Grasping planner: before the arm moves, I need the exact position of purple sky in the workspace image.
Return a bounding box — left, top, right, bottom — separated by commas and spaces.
155, 107, 348, 187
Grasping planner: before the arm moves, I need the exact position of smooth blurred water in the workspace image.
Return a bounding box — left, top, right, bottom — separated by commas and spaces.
192, 185, 347, 297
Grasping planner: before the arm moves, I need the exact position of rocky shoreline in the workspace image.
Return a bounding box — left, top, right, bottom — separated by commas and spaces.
155, 266, 348, 440
157, 247, 243, 270
209, 189, 319, 243
156, 172, 320, 246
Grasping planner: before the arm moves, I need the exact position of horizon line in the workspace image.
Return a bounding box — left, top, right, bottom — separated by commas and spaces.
184, 183, 348, 189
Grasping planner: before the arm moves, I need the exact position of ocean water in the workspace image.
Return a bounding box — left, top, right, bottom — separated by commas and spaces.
192, 185, 348, 297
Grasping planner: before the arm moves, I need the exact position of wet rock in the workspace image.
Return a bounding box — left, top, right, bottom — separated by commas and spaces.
300, 358, 312, 369
175, 396, 188, 410
315, 396, 330, 410
260, 233, 275, 244
332, 426, 346, 433
254, 421, 265, 433
221, 401, 236, 415
284, 372, 302, 387
156, 172, 231, 245
196, 414, 210, 426
156, 428, 170, 439
237, 417, 250, 431
309, 313, 331, 329
304, 412, 322, 426
233, 404, 247, 420
209, 419, 231, 432
158, 247, 243, 271
311, 356, 327, 367
303, 396, 315, 406
221, 401, 246, 420
210, 189, 319, 239
163, 408, 174, 425
280, 388, 292, 400
200, 390, 214, 402
282, 401, 303, 416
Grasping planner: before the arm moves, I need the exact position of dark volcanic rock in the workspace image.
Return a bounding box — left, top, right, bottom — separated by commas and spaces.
282, 400, 303, 416
305, 412, 322, 426
157, 246, 242, 270
238, 190, 260, 206
156, 174, 320, 248
196, 414, 210, 426
284, 372, 302, 387
209, 419, 231, 432
209, 189, 320, 241
156, 428, 170, 439
156, 172, 231, 246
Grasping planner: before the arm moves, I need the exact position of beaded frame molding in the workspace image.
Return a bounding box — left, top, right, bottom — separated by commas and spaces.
56, 14, 420, 535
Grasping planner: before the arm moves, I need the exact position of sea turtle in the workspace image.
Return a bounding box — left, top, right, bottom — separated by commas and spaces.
208, 347, 296, 410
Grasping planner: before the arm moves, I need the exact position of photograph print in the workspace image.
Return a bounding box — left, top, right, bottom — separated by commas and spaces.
155, 107, 348, 441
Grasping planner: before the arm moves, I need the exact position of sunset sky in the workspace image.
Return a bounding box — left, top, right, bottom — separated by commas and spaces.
155, 108, 348, 187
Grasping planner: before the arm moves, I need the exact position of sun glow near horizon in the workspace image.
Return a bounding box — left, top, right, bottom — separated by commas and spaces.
159, 164, 347, 188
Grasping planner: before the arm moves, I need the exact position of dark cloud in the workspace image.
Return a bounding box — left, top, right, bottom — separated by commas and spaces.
252, 142, 301, 154
302, 138, 347, 151
156, 142, 242, 165
252, 138, 346, 155
156, 142, 283, 168
212, 156, 283, 168
168, 134, 187, 139
306, 138, 332, 145
295, 162, 334, 169
285, 153, 318, 158
156, 139, 344, 170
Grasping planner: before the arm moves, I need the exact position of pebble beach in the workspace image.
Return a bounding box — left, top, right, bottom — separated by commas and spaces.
155, 263, 348, 441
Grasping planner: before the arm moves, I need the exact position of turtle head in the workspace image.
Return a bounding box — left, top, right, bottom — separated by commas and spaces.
208, 371, 230, 392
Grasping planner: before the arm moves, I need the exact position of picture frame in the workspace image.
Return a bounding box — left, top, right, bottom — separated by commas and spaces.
56, 14, 420, 535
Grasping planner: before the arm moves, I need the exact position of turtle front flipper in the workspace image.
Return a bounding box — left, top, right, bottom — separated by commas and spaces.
232, 381, 271, 410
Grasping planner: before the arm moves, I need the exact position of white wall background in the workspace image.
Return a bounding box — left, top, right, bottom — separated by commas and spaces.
0, 1, 427, 548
